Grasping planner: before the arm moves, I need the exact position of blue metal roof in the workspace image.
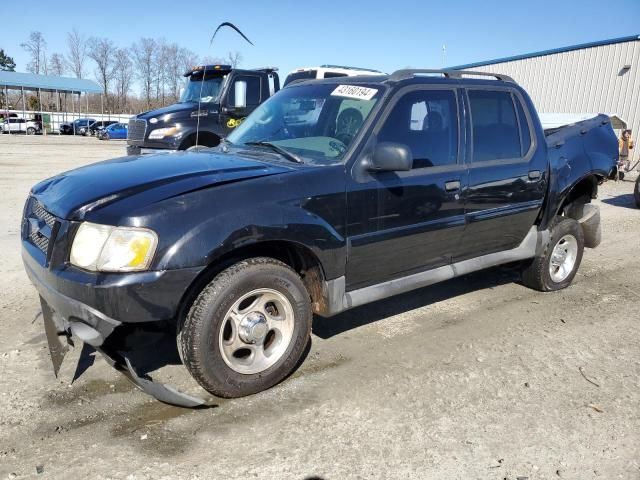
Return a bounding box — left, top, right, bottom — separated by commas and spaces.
0, 71, 102, 94
450, 34, 640, 70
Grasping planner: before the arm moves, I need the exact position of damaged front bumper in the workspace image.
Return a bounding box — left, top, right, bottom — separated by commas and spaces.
23, 245, 207, 408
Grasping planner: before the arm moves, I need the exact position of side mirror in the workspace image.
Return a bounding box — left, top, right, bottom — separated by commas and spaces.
368, 142, 413, 172
233, 80, 247, 109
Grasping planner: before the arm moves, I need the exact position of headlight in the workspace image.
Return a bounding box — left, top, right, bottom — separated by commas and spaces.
70, 222, 158, 272
148, 127, 178, 139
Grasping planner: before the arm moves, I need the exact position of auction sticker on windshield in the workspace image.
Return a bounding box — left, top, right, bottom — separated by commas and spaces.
331, 85, 378, 101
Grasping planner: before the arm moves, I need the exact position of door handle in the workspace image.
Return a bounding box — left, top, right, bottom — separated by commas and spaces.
528, 170, 542, 180
445, 180, 461, 192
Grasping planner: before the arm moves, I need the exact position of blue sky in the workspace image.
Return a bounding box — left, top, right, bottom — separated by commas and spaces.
3, 0, 639, 90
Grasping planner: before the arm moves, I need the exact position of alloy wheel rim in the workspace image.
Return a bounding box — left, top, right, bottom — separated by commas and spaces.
218, 288, 295, 375
549, 234, 578, 283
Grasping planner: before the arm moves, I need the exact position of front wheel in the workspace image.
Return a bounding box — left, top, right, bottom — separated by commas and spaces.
521, 217, 584, 291
179, 257, 312, 398
634, 177, 640, 208
26, 127, 36, 135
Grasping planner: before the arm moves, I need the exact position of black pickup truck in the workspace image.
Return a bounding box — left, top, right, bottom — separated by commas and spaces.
126, 64, 280, 155
22, 69, 618, 407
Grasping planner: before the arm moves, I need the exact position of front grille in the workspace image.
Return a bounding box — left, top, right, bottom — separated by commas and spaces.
127, 119, 147, 143
32, 201, 56, 228
23, 198, 58, 256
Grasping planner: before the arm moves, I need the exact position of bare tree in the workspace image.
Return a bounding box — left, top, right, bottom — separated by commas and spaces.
179, 48, 198, 75
162, 43, 180, 103
87, 37, 115, 107
226, 51, 243, 68
201, 55, 225, 66
154, 39, 169, 106
21, 31, 47, 74
48, 53, 66, 76
66, 28, 87, 78
113, 48, 133, 111
131, 38, 157, 109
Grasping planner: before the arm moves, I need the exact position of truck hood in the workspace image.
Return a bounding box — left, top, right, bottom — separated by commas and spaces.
31, 151, 292, 219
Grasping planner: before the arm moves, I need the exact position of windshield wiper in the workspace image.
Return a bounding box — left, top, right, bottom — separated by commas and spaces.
244, 141, 304, 164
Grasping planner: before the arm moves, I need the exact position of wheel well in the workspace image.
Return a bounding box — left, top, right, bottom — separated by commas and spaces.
559, 175, 598, 216
179, 131, 221, 150
176, 241, 326, 329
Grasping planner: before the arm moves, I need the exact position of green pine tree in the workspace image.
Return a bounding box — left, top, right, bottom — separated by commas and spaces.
0, 49, 17, 71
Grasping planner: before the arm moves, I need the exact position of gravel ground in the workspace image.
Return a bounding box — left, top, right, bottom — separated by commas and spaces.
0, 134, 639, 480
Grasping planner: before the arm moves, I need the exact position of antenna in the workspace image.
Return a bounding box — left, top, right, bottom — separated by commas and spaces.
442, 45, 446, 68
194, 22, 254, 151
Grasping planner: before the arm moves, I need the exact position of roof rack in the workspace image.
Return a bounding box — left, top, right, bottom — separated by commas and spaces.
388, 68, 515, 83
252, 67, 279, 73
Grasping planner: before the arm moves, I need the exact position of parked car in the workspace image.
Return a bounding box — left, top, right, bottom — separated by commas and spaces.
126, 64, 280, 154
88, 120, 118, 136
98, 122, 127, 140
2, 117, 42, 134
59, 118, 96, 135
22, 69, 618, 407
283, 64, 382, 86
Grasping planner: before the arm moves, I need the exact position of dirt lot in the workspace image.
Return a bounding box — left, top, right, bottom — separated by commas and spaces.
0, 134, 639, 480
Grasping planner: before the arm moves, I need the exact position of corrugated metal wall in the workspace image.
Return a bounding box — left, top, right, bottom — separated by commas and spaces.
475, 39, 640, 156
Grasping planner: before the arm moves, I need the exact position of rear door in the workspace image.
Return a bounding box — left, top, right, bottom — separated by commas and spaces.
346, 86, 467, 289
457, 87, 546, 260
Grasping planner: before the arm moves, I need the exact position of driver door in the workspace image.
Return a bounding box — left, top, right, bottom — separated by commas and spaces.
221, 74, 263, 134
346, 87, 467, 289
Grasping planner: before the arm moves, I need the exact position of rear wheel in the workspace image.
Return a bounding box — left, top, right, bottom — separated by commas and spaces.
180, 257, 312, 398
634, 177, 640, 208
521, 216, 584, 291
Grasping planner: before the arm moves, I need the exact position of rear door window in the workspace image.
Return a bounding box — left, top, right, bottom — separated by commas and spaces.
323, 72, 348, 79
283, 70, 317, 86
468, 90, 521, 162
514, 95, 532, 156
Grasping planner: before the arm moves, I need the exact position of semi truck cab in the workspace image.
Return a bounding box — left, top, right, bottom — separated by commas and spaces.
126, 64, 279, 155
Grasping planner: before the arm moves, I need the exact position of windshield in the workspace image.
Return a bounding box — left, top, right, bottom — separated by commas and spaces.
226, 83, 383, 165
179, 72, 226, 103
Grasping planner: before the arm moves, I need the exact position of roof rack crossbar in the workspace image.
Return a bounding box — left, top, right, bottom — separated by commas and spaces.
389, 68, 515, 83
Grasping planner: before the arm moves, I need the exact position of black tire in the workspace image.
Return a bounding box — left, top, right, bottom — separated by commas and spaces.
26, 127, 36, 135
634, 177, 640, 208
103, 132, 110, 141
180, 257, 312, 398
521, 216, 584, 291
619, 171, 625, 181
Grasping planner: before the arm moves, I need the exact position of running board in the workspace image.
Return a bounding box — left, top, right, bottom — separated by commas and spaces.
320, 227, 546, 316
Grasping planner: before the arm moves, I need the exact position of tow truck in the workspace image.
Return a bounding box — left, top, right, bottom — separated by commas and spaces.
126, 64, 279, 154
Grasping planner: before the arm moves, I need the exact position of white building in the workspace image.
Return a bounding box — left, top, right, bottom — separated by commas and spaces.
451, 35, 640, 155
